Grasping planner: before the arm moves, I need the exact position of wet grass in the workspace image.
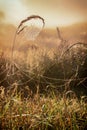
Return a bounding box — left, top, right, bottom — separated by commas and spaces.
0, 42, 87, 129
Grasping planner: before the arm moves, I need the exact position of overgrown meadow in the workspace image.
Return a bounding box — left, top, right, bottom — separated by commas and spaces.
0, 15, 87, 130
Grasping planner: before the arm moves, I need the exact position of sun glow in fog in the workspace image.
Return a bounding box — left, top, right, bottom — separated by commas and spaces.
0, 0, 87, 27
7, 12, 84, 28
9, 11, 84, 28
45, 15, 83, 27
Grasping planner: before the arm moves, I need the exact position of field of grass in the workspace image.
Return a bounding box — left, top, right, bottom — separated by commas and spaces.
0, 41, 87, 129
0, 17, 87, 129
0, 85, 87, 130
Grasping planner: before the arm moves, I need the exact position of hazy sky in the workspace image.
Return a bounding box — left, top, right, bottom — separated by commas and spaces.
0, 0, 87, 27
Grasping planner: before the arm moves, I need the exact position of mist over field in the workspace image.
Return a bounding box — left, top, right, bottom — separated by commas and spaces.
0, 22, 87, 51
0, 0, 87, 129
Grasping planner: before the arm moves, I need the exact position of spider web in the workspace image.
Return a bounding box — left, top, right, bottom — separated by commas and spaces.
16, 15, 45, 42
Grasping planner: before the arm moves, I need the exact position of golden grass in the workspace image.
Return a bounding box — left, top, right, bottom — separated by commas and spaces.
0, 47, 87, 129
0, 16, 87, 129
0, 85, 87, 130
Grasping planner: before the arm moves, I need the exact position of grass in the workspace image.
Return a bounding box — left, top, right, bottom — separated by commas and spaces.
0, 16, 87, 129
0, 43, 87, 129
0, 85, 87, 130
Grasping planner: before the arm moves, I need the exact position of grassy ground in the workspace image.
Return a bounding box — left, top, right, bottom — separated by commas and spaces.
0, 85, 87, 130
0, 42, 87, 129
